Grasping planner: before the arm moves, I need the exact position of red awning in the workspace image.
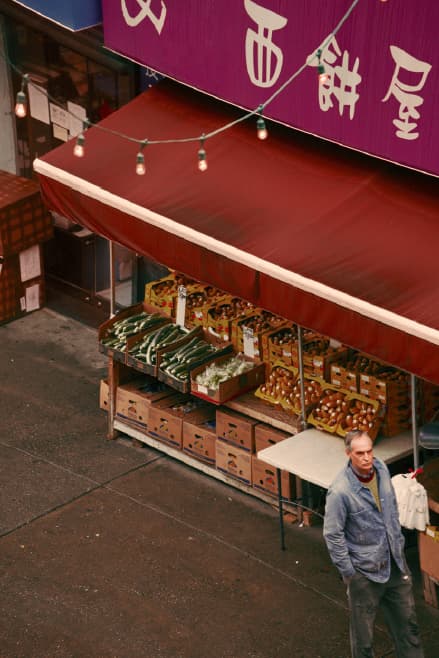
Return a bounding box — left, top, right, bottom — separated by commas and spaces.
34, 80, 439, 385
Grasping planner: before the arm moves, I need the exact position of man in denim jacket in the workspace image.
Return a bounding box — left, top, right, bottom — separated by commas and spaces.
323, 430, 424, 657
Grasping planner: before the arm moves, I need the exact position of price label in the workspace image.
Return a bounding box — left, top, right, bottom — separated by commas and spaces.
197, 385, 208, 395
176, 285, 187, 327
243, 326, 255, 358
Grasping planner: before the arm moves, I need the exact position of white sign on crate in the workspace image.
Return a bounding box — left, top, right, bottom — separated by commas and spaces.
243, 326, 255, 358
176, 285, 187, 327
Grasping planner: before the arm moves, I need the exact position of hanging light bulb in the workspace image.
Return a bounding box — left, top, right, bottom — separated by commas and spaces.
256, 106, 268, 140
73, 120, 90, 158
198, 135, 207, 172
73, 133, 85, 158
317, 49, 329, 84
136, 140, 147, 175
136, 152, 146, 175
14, 74, 29, 118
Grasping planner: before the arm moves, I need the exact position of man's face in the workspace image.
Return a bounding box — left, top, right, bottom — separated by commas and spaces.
347, 434, 374, 476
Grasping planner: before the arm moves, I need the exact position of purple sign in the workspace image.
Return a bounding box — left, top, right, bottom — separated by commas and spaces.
102, 0, 439, 176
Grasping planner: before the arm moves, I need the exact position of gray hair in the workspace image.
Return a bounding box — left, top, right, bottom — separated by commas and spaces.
344, 430, 371, 452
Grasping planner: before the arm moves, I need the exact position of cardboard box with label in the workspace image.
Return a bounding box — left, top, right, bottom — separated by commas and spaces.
215, 438, 252, 485
253, 423, 295, 499
216, 407, 258, 453
183, 416, 217, 464
149, 394, 213, 449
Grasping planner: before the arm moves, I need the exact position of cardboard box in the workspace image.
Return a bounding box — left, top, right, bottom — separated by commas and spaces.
99, 379, 109, 411
255, 423, 292, 451
216, 408, 259, 453
191, 354, 266, 404
0, 170, 53, 257
183, 416, 217, 465
116, 378, 173, 429
148, 394, 213, 449
215, 438, 252, 485
144, 272, 198, 317
419, 530, 439, 580
231, 311, 286, 359
252, 455, 294, 499
206, 296, 257, 342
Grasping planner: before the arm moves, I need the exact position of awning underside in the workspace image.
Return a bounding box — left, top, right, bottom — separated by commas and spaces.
34, 81, 439, 384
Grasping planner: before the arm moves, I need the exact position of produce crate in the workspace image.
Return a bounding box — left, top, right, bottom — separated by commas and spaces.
262, 324, 297, 366
191, 353, 266, 404
330, 362, 359, 392
231, 311, 286, 359
359, 368, 409, 404
291, 335, 328, 371
307, 384, 350, 433
157, 331, 233, 393
285, 374, 324, 417
206, 296, 257, 342
144, 272, 198, 317
182, 285, 228, 328
336, 393, 382, 441
307, 345, 350, 381
380, 418, 411, 437
98, 303, 171, 363
254, 362, 298, 410
126, 321, 192, 376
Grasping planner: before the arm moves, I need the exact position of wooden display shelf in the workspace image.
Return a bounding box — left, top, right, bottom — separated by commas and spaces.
225, 392, 303, 435
113, 418, 300, 517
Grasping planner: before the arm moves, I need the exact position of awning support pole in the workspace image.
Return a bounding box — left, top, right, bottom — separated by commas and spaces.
109, 240, 116, 318
410, 373, 419, 470
297, 325, 307, 431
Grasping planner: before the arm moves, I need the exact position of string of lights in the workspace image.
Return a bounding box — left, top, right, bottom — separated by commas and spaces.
3, 0, 387, 174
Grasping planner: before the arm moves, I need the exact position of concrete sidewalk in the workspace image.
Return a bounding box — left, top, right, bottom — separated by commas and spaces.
1, 308, 438, 658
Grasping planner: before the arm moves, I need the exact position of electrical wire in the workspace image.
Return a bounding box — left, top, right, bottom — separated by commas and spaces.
1, 0, 362, 150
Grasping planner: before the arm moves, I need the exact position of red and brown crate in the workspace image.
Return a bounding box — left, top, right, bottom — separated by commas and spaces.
206, 296, 256, 342
144, 271, 198, 317
230, 310, 287, 359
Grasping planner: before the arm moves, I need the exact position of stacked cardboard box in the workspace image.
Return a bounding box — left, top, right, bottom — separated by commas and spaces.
0, 170, 53, 323
215, 408, 258, 485
252, 424, 295, 499
148, 394, 214, 449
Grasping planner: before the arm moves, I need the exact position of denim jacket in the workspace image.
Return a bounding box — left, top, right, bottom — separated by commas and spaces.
323, 458, 407, 583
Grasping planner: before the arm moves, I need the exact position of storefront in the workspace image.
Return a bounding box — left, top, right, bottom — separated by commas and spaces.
0, 0, 148, 309
30, 77, 439, 520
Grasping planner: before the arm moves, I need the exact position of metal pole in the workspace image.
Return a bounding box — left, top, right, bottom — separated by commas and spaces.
109, 240, 116, 318
297, 325, 307, 431
410, 373, 419, 470
276, 468, 286, 551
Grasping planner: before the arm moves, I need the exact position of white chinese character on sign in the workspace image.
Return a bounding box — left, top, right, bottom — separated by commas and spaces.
382, 46, 431, 141
244, 0, 288, 88
307, 36, 361, 119
121, 0, 167, 35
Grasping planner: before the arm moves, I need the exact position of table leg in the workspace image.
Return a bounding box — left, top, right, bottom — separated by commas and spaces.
277, 468, 286, 551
